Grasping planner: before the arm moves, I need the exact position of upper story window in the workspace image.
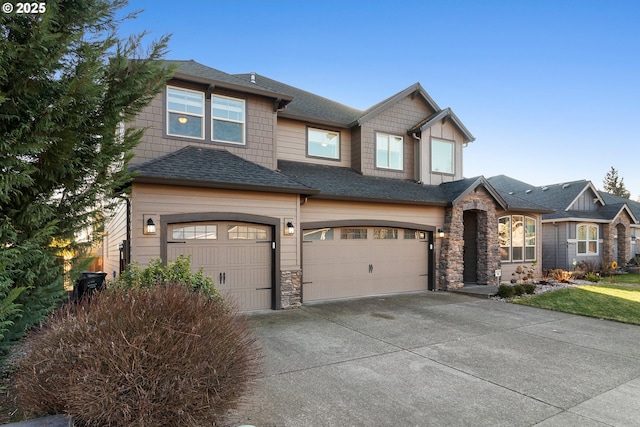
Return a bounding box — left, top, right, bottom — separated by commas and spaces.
499, 215, 536, 262
308, 128, 339, 159
167, 86, 205, 139
376, 133, 403, 170
431, 138, 454, 174
577, 223, 599, 255
212, 95, 245, 144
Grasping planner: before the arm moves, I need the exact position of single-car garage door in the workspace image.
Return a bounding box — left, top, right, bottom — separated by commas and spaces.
302, 227, 429, 302
167, 222, 272, 311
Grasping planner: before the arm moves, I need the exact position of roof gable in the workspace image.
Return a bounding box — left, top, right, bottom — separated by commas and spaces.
352, 83, 440, 127
441, 176, 507, 210
408, 108, 475, 143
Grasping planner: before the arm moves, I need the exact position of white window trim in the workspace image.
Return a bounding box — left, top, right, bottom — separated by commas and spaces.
307, 127, 340, 160
376, 132, 404, 170
212, 94, 246, 145
577, 223, 599, 255
499, 215, 537, 262
431, 137, 455, 175
166, 86, 205, 140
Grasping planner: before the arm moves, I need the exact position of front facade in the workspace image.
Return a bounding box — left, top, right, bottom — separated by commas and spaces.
103, 60, 548, 310
489, 176, 640, 272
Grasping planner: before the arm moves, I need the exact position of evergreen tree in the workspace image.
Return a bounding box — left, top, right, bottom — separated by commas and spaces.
602, 167, 630, 199
0, 0, 173, 356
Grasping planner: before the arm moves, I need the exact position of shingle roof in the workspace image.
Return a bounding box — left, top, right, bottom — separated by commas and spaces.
234, 73, 362, 127
488, 175, 640, 223
130, 146, 317, 194
278, 160, 450, 205
166, 60, 293, 103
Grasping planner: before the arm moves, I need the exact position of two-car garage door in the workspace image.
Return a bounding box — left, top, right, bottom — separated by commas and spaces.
167, 222, 272, 311
302, 226, 430, 302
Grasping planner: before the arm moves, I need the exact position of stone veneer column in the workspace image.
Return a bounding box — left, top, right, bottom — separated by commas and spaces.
280, 270, 301, 309
438, 187, 501, 290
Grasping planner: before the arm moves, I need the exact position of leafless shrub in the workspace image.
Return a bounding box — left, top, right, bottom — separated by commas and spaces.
13, 285, 261, 426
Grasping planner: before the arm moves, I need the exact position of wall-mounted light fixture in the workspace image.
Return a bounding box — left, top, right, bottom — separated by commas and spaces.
438, 228, 445, 238
284, 219, 295, 236
143, 215, 156, 235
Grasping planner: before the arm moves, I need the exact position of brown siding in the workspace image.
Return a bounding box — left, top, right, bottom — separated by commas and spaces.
103, 198, 128, 279
276, 118, 351, 166
359, 96, 433, 179
418, 121, 466, 185
130, 184, 299, 269
130, 87, 277, 169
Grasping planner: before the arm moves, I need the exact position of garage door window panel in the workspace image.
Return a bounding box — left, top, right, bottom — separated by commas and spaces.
374, 228, 398, 239
172, 225, 217, 240
304, 228, 334, 240
341, 228, 367, 240
228, 225, 268, 240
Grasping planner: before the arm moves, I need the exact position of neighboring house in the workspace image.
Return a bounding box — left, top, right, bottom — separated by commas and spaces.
488, 176, 640, 272
102, 60, 549, 311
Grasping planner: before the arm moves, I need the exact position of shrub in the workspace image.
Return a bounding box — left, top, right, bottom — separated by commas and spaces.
116, 255, 220, 300
523, 283, 537, 294
13, 285, 261, 426
497, 284, 515, 298
585, 272, 600, 283
549, 269, 573, 283
513, 284, 525, 296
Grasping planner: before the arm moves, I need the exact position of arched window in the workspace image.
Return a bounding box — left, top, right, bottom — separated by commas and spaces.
499, 215, 536, 262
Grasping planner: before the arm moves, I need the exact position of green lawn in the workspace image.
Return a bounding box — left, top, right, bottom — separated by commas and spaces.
513, 274, 640, 325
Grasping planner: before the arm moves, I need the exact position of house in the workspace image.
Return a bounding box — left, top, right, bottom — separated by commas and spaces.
102, 60, 550, 311
488, 176, 640, 272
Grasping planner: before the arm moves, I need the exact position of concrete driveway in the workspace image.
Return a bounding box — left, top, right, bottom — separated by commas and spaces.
228, 291, 640, 427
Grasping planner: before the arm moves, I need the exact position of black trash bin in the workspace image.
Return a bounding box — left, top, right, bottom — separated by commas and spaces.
73, 272, 107, 302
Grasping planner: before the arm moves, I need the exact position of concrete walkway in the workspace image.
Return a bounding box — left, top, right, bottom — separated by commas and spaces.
226, 291, 640, 427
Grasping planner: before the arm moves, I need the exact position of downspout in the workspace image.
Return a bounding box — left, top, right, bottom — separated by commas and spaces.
411, 132, 422, 183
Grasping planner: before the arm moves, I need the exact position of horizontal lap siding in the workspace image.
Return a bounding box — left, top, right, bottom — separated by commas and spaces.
301, 199, 444, 226
103, 199, 128, 279
131, 183, 299, 269
277, 118, 351, 167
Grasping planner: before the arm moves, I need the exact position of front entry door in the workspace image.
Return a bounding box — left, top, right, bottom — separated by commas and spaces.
463, 211, 478, 284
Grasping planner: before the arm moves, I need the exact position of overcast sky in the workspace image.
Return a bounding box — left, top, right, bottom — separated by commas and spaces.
119, 0, 640, 200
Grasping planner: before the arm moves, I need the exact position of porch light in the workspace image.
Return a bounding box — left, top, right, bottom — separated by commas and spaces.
146, 217, 156, 235
438, 228, 445, 238
285, 221, 295, 236
177, 116, 188, 124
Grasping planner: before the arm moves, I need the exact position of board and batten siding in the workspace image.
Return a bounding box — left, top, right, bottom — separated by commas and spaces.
277, 118, 351, 167
130, 183, 300, 269
129, 89, 278, 170
103, 198, 128, 280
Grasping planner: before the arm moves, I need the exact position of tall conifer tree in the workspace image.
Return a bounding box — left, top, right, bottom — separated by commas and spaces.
0, 0, 173, 355
602, 166, 631, 199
